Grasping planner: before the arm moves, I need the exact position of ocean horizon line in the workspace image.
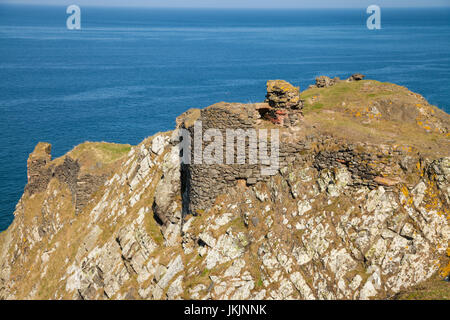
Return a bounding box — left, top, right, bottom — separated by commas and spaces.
1, 3, 450, 10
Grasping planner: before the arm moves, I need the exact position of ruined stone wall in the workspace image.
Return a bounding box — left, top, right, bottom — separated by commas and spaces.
179, 79, 425, 215
181, 103, 264, 214
24, 143, 106, 214
25, 142, 53, 195
313, 142, 421, 189
75, 173, 107, 213
180, 102, 312, 214
179, 80, 305, 215
180, 102, 422, 214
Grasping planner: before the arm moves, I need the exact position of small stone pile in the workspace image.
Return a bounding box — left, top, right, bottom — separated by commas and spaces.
315, 76, 339, 88
309, 74, 366, 89
347, 73, 365, 81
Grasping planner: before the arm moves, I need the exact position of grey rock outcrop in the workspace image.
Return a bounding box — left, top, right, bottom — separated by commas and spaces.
347, 73, 366, 81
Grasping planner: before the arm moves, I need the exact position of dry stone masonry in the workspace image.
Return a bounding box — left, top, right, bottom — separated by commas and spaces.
180, 80, 307, 214
179, 78, 422, 216
25, 142, 107, 214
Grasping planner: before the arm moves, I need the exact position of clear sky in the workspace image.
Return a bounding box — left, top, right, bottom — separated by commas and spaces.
1, 0, 449, 8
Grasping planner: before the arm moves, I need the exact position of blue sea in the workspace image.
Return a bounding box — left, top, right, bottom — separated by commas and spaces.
0, 5, 449, 231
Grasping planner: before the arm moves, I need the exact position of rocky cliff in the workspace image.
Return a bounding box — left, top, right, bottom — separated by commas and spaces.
0, 76, 449, 300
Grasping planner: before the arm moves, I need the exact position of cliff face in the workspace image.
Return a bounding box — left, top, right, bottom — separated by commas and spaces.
0, 78, 449, 300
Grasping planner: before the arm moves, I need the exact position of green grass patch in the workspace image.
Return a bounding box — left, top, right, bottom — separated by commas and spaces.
59, 141, 132, 167
146, 211, 164, 246
307, 102, 324, 113
395, 275, 450, 300
96, 143, 131, 158
201, 268, 210, 276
